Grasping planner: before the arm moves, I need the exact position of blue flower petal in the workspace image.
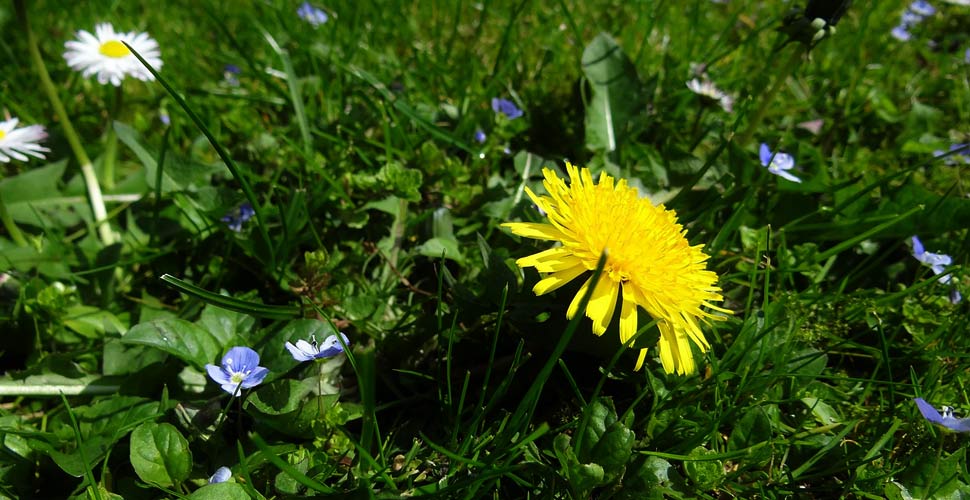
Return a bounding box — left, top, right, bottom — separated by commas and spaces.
909, 0, 935, 17
759, 144, 771, 166
491, 98, 523, 120
209, 347, 268, 394
205, 364, 231, 386
209, 466, 232, 484
910, 236, 925, 257
915, 397, 943, 424
915, 398, 970, 433
285, 341, 315, 361
224, 346, 260, 372
240, 367, 270, 388
891, 26, 912, 42
949, 417, 970, 433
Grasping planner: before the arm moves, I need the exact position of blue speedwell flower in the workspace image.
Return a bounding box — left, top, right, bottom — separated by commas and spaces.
491, 98, 523, 120
892, 1, 936, 41
915, 398, 970, 432
934, 144, 970, 166
223, 64, 241, 86
911, 235, 953, 284
285, 333, 349, 362
205, 347, 269, 395
891, 25, 912, 42
297, 2, 329, 27
909, 0, 935, 16
473, 129, 487, 143
759, 144, 802, 183
222, 203, 255, 232
208, 466, 232, 484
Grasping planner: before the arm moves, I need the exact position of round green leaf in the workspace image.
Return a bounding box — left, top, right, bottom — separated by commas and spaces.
186, 482, 251, 499
129, 422, 192, 487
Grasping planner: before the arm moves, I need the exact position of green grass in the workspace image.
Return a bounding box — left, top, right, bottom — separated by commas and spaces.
0, 0, 969, 497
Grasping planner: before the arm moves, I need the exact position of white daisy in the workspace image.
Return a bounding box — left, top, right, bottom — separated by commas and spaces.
63, 23, 163, 87
687, 78, 734, 112
0, 118, 49, 163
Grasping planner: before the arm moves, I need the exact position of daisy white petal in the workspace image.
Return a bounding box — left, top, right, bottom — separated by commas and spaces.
63, 23, 163, 87
0, 118, 49, 164
687, 78, 733, 112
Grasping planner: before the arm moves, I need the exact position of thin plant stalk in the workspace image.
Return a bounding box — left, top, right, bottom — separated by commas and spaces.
15, 0, 115, 245
737, 44, 804, 147
101, 85, 124, 191
0, 191, 28, 246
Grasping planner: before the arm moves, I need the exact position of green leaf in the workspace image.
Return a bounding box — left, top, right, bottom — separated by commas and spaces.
114, 121, 227, 193
416, 237, 464, 264
102, 340, 168, 376
0, 160, 83, 228
880, 181, 970, 237
727, 406, 774, 465
62, 305, 126, 339
801, 397, 841, 426
47, 436, 116, 479
581, 33, 642, 153
160, 274, 301, 320
128, 422, 191, 488
683, 446, 725, 490
185, 482, 251, 500
578, 397, 634, 479
0, 238, 76, 278
416, 207, 465, 264
197, 301, 255, 345
121, 318, 224, 371
620, 456, 687, 500
248, 378, 317, 415
902, 447, 966, 499
74, 484, 125, 500
38, 397, 159, 477
867, 87, 901, 123
553, 433, 603, 497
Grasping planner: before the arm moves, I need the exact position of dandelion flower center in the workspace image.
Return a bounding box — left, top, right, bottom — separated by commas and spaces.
503, 163, 730, 375
98, 40, 130, 58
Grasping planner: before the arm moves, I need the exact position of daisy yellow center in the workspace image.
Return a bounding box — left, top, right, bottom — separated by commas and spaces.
99, 40, 130, 58
502, 163, 730, 375
0, 130, 5, 140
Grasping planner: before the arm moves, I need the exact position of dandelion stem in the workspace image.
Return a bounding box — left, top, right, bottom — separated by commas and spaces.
737, 44, 804, 148
0, 191, 28, 247
15, 0, 115, 246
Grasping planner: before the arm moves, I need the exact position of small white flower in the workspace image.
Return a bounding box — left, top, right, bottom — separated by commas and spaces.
63, 23, 163, 86
0, 118, 49, 163
686, 78, 733, 112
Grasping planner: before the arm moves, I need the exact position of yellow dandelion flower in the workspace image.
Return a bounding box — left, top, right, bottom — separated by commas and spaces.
502, 163, 730, 375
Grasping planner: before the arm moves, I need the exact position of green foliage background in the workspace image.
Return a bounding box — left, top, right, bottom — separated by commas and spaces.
0, 0, 968, 497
